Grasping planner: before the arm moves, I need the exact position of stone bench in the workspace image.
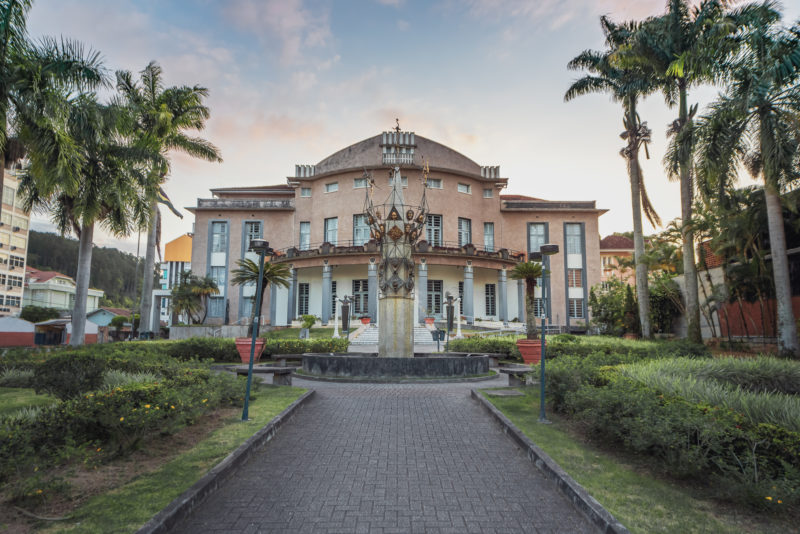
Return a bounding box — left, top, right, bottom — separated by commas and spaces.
235, 366, 293, 385
499, 367, 536, 387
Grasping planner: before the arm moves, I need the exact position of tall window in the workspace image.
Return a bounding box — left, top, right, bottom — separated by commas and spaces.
568, 268, 583, 288
2, 186, 14, 206
484, 222, 494, 252
485, 284, 496, 316
209, 266, 226, 294
208, 297, 224, 317
529, 223, 546, 255
427, 280, 443, 315
533, 297, 545, 317
458, 218, 472, 246
299, 221, 310, 250
426, 214, 442, 246
353, 214, 370, 245
331, 281, 337, 316
566, 223, 582, 254
353, 279, 368, 314
324, 217, 338, 245
244, 221, 262, 251
569, 298, 584, 318
241, 297, 253, 319
298, 283, 309, 315
211, 222, 227, 253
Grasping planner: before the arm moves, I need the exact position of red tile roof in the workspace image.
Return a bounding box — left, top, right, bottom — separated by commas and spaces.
25, 266, 73, 283
600, 235, 634, 250
698, 241, 725, 269
99, 307, 132, 318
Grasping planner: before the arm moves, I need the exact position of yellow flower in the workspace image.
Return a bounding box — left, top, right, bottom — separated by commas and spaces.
96, 448, 102, 452
119, 417, 124, 422
778, 500, 783, 504
155, 406, 160, 410
766, 496, 772, 501
202, 399, 208, 403
36, 489, 43, 495
145, 404, 151, 409
170, 405, 175, 409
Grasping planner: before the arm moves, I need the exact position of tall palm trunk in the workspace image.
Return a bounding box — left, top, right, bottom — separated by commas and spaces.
763, 183, 799, 355
626, 99, 652, 338
139, 202, 158, 336
70, 222, 94, 346
678, 81, 702, 343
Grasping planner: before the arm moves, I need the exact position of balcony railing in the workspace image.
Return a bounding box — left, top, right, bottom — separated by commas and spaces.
271, 239, 524, 263
196, 198, 294, 210
382, 153, 415, 165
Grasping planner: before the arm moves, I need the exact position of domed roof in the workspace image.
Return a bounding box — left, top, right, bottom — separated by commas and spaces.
314, 133, 482, 176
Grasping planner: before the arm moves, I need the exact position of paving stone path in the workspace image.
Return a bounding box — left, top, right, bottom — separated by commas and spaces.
170, 376, 595, 533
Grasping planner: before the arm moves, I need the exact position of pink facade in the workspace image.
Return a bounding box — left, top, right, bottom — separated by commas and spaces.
189, 131, 606, 331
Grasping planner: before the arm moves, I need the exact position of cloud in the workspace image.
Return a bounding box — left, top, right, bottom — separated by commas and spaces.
397, 19, 410, 31
225, 0, 332, 65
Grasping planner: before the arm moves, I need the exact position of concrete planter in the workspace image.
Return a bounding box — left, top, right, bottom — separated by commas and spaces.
516, 339, 543, 365
235, 338, 266, 364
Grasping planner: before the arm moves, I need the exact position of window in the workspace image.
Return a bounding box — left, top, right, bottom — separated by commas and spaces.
458, 281, 463, 303
353, 279, 368, 315
324, 217, 338, 245
325, 182, 338, 193
566, 223, 582, 254
388, 175, 408, 188
1, 212, 10, 225
534, 297, 545, 317
300, 187, 311, 197
209, 266, 226, 294
299, 221, 310, 250
12, 216, 26, 230
485, 284, 496, 316
331, 281, 337, 316
569, 298, 584, 318
484, 222, 494, 252
10, 255, 24, 268
244, 221, 262, 251
529, 223, 546, 255
428, 178, 442, 189
353, 177, 367, 188
241, 296, 254, 319
6, 295, 20, 307
10, 235, 25, 249
0, 274, 5, 285
211, 222, 227, 253
2, 186, 14, 206
568, 269, 583, 288
426, 214, 442, 246
457, 183, 471, 194
298, 283, 309, 315
458, 217, 472, 246
353, 214, 370, 245
208, 297, 225, 317
8, 275, 22, 287
483, 188, 493, 198
427, 280, 443, 315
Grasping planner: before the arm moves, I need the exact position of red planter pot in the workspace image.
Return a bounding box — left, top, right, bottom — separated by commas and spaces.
360, 317, 371, 325
424, 317, 435, 325
516, 339, 544, 365
235, 337, 266, 364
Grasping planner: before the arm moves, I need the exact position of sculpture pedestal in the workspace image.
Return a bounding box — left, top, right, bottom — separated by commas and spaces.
378, 296, 415, 357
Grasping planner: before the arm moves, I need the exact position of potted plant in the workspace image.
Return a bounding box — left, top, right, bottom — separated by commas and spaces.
359, 315, 371, 325
230, 257, 291, 364
424, 308, 436, 325
509, 260, 545, 364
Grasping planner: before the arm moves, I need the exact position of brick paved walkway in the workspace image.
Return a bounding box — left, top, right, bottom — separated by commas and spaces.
170, 377, 595, 533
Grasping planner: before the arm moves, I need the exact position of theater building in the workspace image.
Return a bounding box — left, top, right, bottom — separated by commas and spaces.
188, 130, 606, 332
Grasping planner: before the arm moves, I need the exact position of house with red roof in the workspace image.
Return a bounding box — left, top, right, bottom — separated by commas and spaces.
600, 234, 635, 286
23, 266, 104, 312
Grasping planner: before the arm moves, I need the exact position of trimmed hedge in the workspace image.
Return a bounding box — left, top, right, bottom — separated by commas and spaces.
447, 336, 521, 360
262, 337, 349, 355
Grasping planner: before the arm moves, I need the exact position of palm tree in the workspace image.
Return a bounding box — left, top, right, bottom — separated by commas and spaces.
509, 261, 544, 340
231, 258, 291, 334
694, 4, 800, 355
115, 61, 222, 337
171, 270, 219, 324
566, 15, 661, 338
0, 1, 105, 222
623, 0, 735, 343
19, 95, 152, 344
191, 274, 220, 325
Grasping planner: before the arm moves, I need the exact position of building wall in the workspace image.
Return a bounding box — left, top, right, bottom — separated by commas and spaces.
0, 171, 30, 317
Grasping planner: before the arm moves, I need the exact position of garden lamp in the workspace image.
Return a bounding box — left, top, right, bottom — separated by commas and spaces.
538, 243, 558, 424
242, 239, 272, 421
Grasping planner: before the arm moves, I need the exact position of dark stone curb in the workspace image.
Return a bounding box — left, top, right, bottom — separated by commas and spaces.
136, 390, 316, 534
471, 390, 630, 534
295, 371, 498, 384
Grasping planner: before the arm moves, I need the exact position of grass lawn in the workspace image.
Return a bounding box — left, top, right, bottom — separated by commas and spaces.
0, 387, 57, 417
265, 327, 336, 340
482, 387, 793, 534
38, 385, 306, 534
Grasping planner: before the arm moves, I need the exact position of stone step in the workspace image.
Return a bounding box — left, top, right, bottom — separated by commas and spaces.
349, 325, 437, 345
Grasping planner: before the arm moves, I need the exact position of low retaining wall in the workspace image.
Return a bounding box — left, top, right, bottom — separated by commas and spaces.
302, 353, 488, 378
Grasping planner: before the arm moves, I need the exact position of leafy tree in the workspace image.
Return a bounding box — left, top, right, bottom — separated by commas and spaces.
566, 15, 661, 338
171, 270, 219, 324
509, 261, 544, 340
649, 271, 684, 334
115, 62, 222, 336
623, 0, 736, 343
622, 283, 640, 335
230, 258, 290, 335
588, 277, 627, 336
20, 305, 60, 322
694, 4, 800, 355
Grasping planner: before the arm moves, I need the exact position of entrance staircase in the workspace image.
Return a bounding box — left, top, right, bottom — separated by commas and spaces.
350, 325, 437, 345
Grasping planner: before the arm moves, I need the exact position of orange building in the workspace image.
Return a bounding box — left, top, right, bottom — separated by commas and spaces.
188, 130, 607, 332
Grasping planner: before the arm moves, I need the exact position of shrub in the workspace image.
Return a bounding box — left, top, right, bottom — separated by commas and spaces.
300, 314, 317, 329
446, 336, 521, 360
262, 337, 349, 355
102, 370, 161, 390
166, 337, 238, 362
0, 368, 35, 388
34, 352, 106, 400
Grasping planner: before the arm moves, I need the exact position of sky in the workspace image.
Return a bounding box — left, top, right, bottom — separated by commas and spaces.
25, 0, 800, 256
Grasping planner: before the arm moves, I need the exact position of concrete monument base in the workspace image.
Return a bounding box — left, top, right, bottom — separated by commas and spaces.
378, 296, 414, 357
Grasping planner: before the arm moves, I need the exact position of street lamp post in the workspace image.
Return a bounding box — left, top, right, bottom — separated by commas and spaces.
538, 243, 559, 424
242, 239, 273, 422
